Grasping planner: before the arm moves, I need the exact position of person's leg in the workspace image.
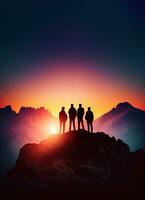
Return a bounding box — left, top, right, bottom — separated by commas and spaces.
63, 121, 65, 133
59, 121, 62, 134
69, 119, 71, 131
87, 121, 89, 132
81, 119, 84, 130
91, 122, 93, 133
73, 119, 76, 131
89, 122, 91, 133
78, 119, 80, 130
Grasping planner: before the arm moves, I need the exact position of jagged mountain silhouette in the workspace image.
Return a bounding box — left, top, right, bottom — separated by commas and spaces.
0, 105, 54, 179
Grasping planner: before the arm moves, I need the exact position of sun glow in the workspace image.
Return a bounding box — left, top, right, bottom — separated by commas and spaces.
3, 59, 145, 119
49, 123, 58, 135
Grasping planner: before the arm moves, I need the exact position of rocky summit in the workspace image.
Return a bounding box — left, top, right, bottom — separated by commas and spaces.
3, 130, 145, 199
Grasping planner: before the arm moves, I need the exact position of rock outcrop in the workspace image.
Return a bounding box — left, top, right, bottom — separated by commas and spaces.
0, 131, 130, 197
12, 131, 130, 188
2, 130, 145, 199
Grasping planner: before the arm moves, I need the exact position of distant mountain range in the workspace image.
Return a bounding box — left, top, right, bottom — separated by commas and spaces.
94, 102, 145, 151
0, 105, 54, 179
0, 102, 145, 179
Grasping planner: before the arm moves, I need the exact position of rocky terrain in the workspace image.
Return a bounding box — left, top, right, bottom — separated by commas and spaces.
2, 130, 145, 199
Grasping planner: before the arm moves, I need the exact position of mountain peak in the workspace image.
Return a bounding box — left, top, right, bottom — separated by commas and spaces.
4, 105, 13, 111
116, 102, 134, 110
0, 105, 16, 114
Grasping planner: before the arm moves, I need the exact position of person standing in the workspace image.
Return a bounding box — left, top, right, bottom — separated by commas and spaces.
68, 104, 76, 131
59, 107, 68, 134
77, 104, 84, 130
85, 107, 94, 133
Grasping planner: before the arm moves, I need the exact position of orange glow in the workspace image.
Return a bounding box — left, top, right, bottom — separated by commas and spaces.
1, 59, 145, 118
49, 123, 58, 135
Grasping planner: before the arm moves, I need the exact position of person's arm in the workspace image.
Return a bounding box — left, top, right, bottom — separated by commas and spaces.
92, 112, 94, 121
65, 113, 68, 120
85, 112, 88, 120
59, 112, 61, 119
82, 108, 84, 115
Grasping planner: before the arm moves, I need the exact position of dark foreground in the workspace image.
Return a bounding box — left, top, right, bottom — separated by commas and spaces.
1, 130, 145, 200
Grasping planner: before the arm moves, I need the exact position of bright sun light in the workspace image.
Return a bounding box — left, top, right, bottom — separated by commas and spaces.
49, 124, 58, 135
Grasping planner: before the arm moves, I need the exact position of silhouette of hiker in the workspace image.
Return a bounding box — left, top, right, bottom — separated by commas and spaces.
59, 107, 67, 134
77, 104, 84, 130
85, 107, 94, 133
68, 104, 76, 131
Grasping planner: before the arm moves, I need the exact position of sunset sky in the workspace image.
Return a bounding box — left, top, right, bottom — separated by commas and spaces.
0, 0, 145, 118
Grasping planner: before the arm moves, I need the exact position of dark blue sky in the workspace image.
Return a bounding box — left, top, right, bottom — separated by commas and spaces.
0, 0, 145, 111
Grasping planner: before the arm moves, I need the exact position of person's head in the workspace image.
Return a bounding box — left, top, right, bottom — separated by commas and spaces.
71, 104, 74, 107
88, 107, 91, 111
62, 107, 65, 111
79, 104, 82, 108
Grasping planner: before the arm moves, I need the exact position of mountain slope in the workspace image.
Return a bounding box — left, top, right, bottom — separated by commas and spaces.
94, 102, 145, 150
3, 130, 145, 199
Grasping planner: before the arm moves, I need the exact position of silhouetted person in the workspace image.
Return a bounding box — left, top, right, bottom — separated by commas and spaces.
68, 104, 76, 131
59, 107, 67, 134
85, 107, 94, 133
77, 104, 85, 130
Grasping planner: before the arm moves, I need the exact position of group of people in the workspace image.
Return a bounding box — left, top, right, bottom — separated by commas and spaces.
59, 104, 94, 134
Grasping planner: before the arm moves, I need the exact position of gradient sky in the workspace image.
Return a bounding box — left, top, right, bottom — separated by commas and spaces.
0, 0, 145, 118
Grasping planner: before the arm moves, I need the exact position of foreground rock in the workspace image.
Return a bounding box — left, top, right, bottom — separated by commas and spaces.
2, 130, 145, 199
